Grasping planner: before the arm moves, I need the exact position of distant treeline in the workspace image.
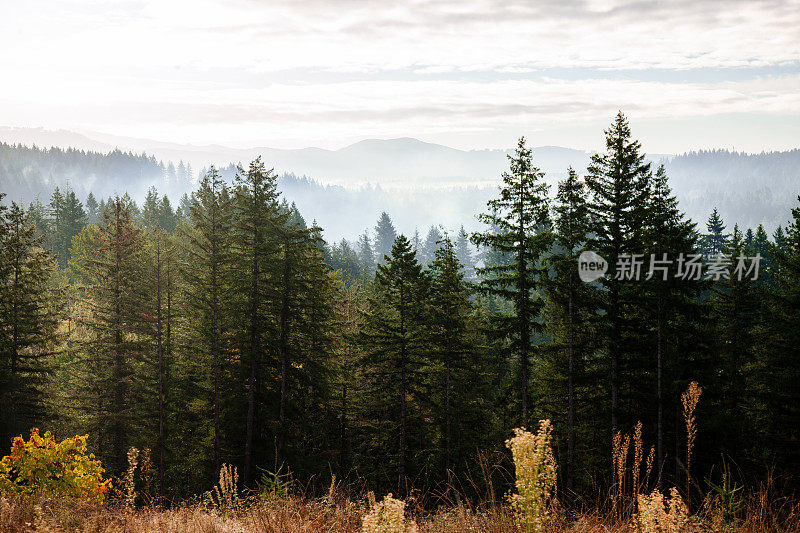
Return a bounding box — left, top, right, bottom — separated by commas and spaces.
2, 140, 799, 242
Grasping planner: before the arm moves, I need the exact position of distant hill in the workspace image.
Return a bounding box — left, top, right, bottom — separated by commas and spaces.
0, 142, 192, 204
1, 128, 798, 240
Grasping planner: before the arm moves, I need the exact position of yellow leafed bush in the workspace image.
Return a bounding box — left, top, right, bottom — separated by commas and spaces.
506, 420, 558, 533
0, 428, 111, 502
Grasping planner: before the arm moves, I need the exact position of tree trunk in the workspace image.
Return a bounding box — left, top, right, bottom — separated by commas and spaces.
567, 286, 575, 492
244, 235, 261, 486
211, 208, 221, 475
657, 297, 663, 490
277, 237, 291, 468
398, 280, 408, 496
156, 238, 165, 495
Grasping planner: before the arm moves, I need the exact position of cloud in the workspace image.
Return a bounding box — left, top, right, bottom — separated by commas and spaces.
1, 0, 799, 151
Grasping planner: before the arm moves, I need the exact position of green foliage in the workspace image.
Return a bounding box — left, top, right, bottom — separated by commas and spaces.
471, 136, 551, 428
705, 456, 743, 528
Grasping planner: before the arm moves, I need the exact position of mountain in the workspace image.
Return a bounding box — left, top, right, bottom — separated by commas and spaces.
0, 127, 593, 186
1, 126, 798, 241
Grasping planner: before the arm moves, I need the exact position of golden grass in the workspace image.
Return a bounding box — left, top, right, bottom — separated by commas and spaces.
1, 491, 798, 533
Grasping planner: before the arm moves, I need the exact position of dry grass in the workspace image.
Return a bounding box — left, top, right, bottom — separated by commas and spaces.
1, 491, 798, 533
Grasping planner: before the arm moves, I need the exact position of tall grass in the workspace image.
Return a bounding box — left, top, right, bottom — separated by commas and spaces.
2, 381, 798, 531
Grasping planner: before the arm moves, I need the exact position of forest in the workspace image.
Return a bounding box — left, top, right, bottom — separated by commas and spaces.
1, 113, 799, 530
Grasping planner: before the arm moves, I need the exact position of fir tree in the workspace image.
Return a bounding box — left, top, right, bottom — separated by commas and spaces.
85, 192, 100, 225
183, 167, 232, 476
0, 201, 59, 439
584, 112, 652, 440
542, 167, 595, 491
426, 236, 482, 479
374, 212, 397, 265
357, 230, 375, 276
73, 196, 147, 473
755, 196, 800, 472
642, 164, 702, 488
231, 157, 283, 485
359, 235, 427, 495
454, 225, 474, 278
472, 136, 550, 428
704, 207, 729, 256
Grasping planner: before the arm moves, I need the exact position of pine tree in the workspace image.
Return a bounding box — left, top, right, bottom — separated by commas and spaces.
47, 187, 65, 262
58, 189, 87, 268
710, 226, 759, 466
141, 226, 179, 494
755, 196, 800, 472
183, 167, 232, 476
357, 230, 375, 276
374, 212, 397, 265
426, 236, 482, 480
142, 187, 161, 230
542, 167, 595, 491
584, 112, 652, 441
359, 235, 427, 495
421, 225, 443, 266
232, 157, 283, 485
704, 207, 729, 256
0, 201, 59, 439
454, 225, 474, 278
472, 137, 550, 428
73, 196, 147, 473
158, 195, 178, 233
85, 192, 100, 225
642, 164, 702, 488
329, 239, 362, 283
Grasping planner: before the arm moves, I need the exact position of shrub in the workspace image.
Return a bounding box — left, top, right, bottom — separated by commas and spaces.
361, 492, 419, 533
506, 420, 558, 533
0, 428, 111, 502
204, 463, 243, 516
635, 487, 690, 532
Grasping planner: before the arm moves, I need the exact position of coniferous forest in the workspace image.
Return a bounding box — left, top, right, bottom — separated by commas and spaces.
2, 113, 800, 529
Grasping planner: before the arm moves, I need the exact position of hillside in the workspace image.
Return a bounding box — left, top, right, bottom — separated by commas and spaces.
1, 135, 798, 239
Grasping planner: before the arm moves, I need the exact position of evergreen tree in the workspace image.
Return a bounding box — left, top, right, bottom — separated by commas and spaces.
374, 212, 397, 264
709, 226, 760, 469
183, 167, 232, 476
542, 167, 596, 491
73, 196, 148, 473
0, 201, 59, 439
329, 239, 362, 284
472, 137, 550, 428
85, 192, 100, 225
704, 207, 729, 256
142, 187, 161, 230
425, 236, 483, 480
359, 235, 427, 495
158, 195, 178, 233
47, 187, 65, 261
454, 225, 474, 278
584, 112, 652, 440
231, 157, 283, 485
357, 230, 375, 276
642, 164, 702, 488
755, 196, 800, 473
421, 225, 443, 266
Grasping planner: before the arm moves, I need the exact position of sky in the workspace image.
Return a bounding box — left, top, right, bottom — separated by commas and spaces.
2, 0, 799, 153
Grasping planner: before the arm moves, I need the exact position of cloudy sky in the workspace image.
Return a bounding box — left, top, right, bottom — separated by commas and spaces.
3, 0, 799, 153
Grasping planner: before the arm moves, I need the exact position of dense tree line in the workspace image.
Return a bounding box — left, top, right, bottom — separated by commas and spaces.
1, 114, 799, 505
